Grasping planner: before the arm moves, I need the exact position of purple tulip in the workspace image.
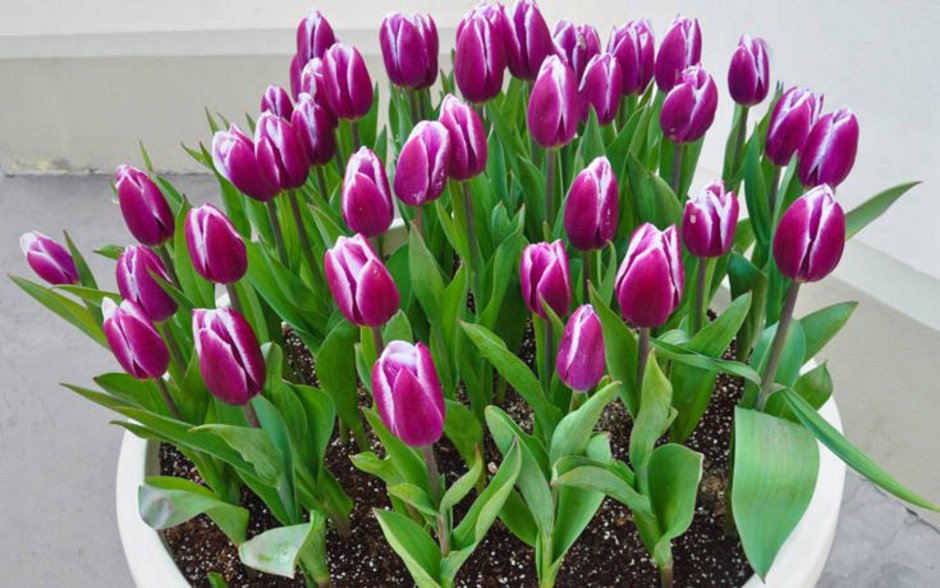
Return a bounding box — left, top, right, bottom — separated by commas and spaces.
682, 180, 739, 258
114, 165, 174, 247
556, 304, 605, 392
116, 245, 178, 323
380, 12, 439, 89
654, 15, 702, 92
520, 240, 571, 319
579, 53, 623, 125
297, 58, 331, 108
260, 84, 294, 120
322, 43, 374, 120
660, 65, 718, 144
773, 185, 845, 283
193, 308, 266, 405
324, 234, 400, 327
372, 341, 444, 447
438, 94, 488, 180
394, 121, 452, 207
765, 86, 824, 167
292, 92, 337, 166
552, 20, 601, 81
296, 10, 336, 64
454, 10, 507, 103
798, 107, 860, 188
185, 204, 247, 285
19, 231, 79, 285
564, 156, 618, 251
527, 55, 579, 149
615, 223, 684, 328
289, 53, 303, 100
102, 298, 169, 380
608, 19, 655, 96
341, 147, 394, 237
728, 35, 770, 106
254, 112, 310, 191
504, 0, 554, 80
212, 124, 280, 202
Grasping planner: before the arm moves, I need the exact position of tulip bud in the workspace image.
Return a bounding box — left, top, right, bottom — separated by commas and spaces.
520, 240, 571, 318
682, 180, 739, 258
341, 147, 394, 237
564, 156, 618, 251
654, 15, 702, 92
292, 93, 337, 166
773, 185, 845, 283
454, 10, 507, 103
798, 107, 859, 188
296, 10, 336, 63
185, 204, 247, 285
394, 121, 452, 207
324, 234, 400, 327
660, 65, 718, 144
102, 298, 169, 380
260, 84, 294, 120
289, 53, 303, 100
528, 55, 579, 149
615, 223, 683, 328
212, 124, 280, 202
608, 19, 655, 96
116, 245, 178, 322
372, 341, 445, 447
114, 164, 174, 247
552, 20, 601, 81
322, 43, 374, 120
579, 53, 623, 125
727, 35, 770, 106
556, 304, 605, 392
765, 86, 823, 166
193, 308, 266, 405
297, 57, 330, 107
438, 94, 487, 180
380, 12, 439, 89
254, 112, 310, 191
19, 231, 79, 285
504, 0, 554, 80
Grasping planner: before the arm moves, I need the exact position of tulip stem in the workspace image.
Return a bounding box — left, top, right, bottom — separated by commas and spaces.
730, 106, 750, 178
413, 206, 424, 240
371, 326, 384, 358
582, 249, 593, 303
288, 189, 321, 284
691, 258, 707, 334
316, 166, 330, 203
421, 444, 449, 555
407, 88, 420, 123
158, 321, 187, 375
224, 282, 244, 316
155, 245, 180, 289
539, 317, 554, 394
266, 200, 289, 266
461, 181, 482, 300
660, 557, 675, 588
756, 282, 801, 411
670, 142, 685, 196
545, 148, 558, 231
244, 400, 261, 428
637, 327, 651, 399
350, 120, 361, 151
768, 165, 783, 221
155, 378, 182, 419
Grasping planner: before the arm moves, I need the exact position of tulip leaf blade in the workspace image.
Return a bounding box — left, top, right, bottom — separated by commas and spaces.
374, 509, 443, 588
845, 181, 920, 241
588, 283, 639, 415
238, 518, 330, 583
549, 381, 618, 465
9, 275, 107, 347
440, 448, 483, 513
362, 408, 427, 488
139, 476, 249, 545
450, 441, 521, 555
316, 321, 363, 441
644, 443, 703, 569
443, 398, 483, 468
799, 301, 857, 362
552, 433, 612, 561
765, 361, 833, 422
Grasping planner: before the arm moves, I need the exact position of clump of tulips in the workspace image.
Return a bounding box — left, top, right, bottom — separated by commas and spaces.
12, 3, 937, 587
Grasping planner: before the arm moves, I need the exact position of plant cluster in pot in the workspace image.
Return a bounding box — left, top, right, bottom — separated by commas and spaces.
13, 3, 938, 587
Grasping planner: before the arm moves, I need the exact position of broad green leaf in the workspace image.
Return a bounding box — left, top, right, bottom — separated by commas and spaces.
316, 321, 361, 435
62, 231, 98, 289
388, 483, 438, 517
630, 352, 674, 481
238, 521, 327, 580
451, 441, 522, 550
374, 509, 442, 588
646, 444, 703, 567
549, 382, 618, 464
845, 181, 920, 240
408, 221, 446, 321
190, 423, 281, 485
589, 284, 638, 414
653, 338, 762, 386
440, 449, 484, 513
799, 301, 857, 362
363, 408, 427, 488
9, 275, 107, 347
139, 476, 248, 544
765, 362, 833, 421
553, 460, 651, 517
742, 321, 806, 407
728, 252, 768, 361
443, 399, 483, 466
552, 433, 611, 560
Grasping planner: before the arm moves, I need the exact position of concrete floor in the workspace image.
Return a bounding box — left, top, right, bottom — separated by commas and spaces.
1, 174, 938, 586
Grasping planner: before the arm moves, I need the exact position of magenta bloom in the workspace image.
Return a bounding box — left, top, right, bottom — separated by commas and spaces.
292, 92, 337, 167
438, 94, 488, 180
765, 86, 824, 166
114, 165, 174, 246
527, 55, 579, 149
185, 204, 247, 285
564, 156, 619, 251
608, 18, 655, 96
289, 53, 303, 100
798, 107, 860, 188
579, 53, 623, 125
296, 10, 337, 64
260, 84, 294, 120
773, 185, 845, 283
116, 245, 177, 323
341, 147, 394, 237
556, 304, 605, 392
322, 43, 374, 120
660, 65, 718, 144
520, 240, 571, 319
615, 223, 684, 328
654, 15, 702, 92
193, 308, 266, 405
254, 112, 310, 191
372, 341, 444, 447
324, 234, 400, 327
297, 58, 331, 109
102, 298, 169, 380
552, 20, 601, 81
728, 35, 770, 106
394, 121, 452, 207
454, 10, 507, 103
380, 12, 439, 89
20, 231, 78, 285
212, 124, 280, 202
682, 180, 739, 258
503, 0, 554, 80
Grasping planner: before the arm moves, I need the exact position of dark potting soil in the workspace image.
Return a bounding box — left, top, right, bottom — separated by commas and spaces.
160, 328, 751, 587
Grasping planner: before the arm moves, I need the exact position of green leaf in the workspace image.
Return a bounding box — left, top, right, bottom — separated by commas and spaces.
765, 362, 833, 421
374, 509, 442, 588
552, 433, 612, 560
577, 109, 605, 163
316, 321, 362, 435
238, 521, 327, 579
553, 460, 651, 516
190, 423, 282, 485
408, 220, 447, 321
451, 441, 522, 550
443, 399, 483, 466
388, 483, 438, 517
799, 301, 857, 362
62, 231, 98, 289
646, 444, 703, 567
139, 476, 249, 544
207, 572, 228, 588
9, 275, 107, 346
845, 181, 920, 240
727, 253, 768, 361
653, 338, 762, 386
630, 352, 674, 478
549, 381, 618, 464
440, 449, 484, 513
589, 284, 638, 414
743, 321, 806, 407
742, 136, 771, 246
363, 408, 427, 487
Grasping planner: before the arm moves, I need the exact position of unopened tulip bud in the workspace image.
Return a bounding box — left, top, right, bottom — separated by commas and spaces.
552, 20, 601, 81
438, 94, 487, 180
520, 240, 571, 318
660, 65, 718, 144
564, 156, 618, 251
324, 234, 400, 327
193, 308, 266, 405
655, 15, 702, 92
254, 112, 310, 191
727, 35, 770, 106
615, 223, 683, 328
19, 231, 79, 285
798, 107, 859, 188
556, 304, 605, 391
394, 121, 452, 207
765, 86, 823, 166
185, 204, 247, 285
292, 93, 337, 166
260, 84, 293, 119
773, 185, 845, 282
296, 10, 337, 63
454, 10, 507, 103
341, 147, 394, 237
380, 12, 439, 89
116, 245, 177, 322
504, 0, 554, 80
579, 53, 623, 125
528, 55, 579, 148
298, 58, 330, 107
372, 341, 444, 446
289, 53, 303, 100
114, 165, 174, 247
322, 43, 374, 120
102, 298, 169, 380
608, 19, 655, 96
212, 125, 280, 202
682, 180, 739, 258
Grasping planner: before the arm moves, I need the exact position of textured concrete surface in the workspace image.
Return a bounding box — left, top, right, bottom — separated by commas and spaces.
1, 174, 938, 586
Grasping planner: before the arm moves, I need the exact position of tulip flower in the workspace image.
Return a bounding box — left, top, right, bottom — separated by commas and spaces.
342, 147, 394, 238
728, 35, 770, 107
289, 53, 303, 100
184, 204, 247, 285
394, 121, 452, 207
520, 240, 571, 319
114, 165, 174, 247
379, 12, 439, 90
564, 156, 619, 252
503, 0, 554, 80
454, 10, 507, 103
297, 58, 331, 107
579, 53, 623, 125
438, 94, 487, 181
528, 56, 579, 149
116, 245, 178, 323
292, 92, 337, 167
372, 340, 445, 447
254, 112, 310, 191
193, 308, 266, 413
654, 15, 702, 92
798, 107, 860, 188
324, 234, 400, 331
660, 65, 718, 145
260, 84, 294, 120
773, 184, 845, 283
19, 231, 79, 286
322, 43, 374, 122
556, 304, 605, 393
211, 124, 280, 202
682, 180, 739, 259
552, 20, 601, 81
608, 19, 655, 96
296, 10, 336, 64
615, 223, 683, 329
765, 86, 823, 167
